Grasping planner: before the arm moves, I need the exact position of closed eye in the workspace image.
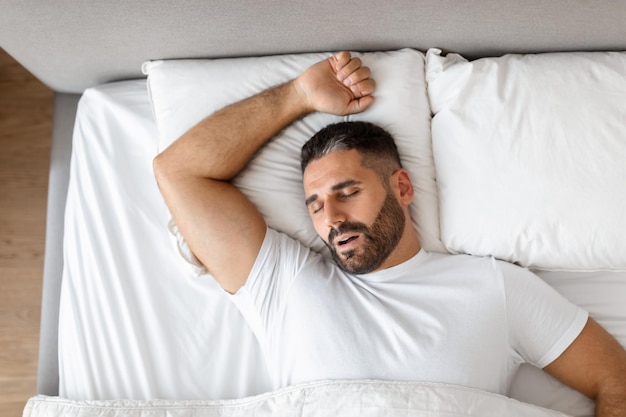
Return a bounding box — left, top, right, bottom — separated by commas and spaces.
339, 189, 360, 200
305, 180, 363, 215
306, 197, 323, 215
310, 203, 323, 214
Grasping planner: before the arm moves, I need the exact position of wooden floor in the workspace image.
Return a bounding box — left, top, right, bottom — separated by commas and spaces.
0, 48, 54, 416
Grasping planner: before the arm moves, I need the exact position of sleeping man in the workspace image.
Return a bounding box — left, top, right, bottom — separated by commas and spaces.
153, 52, 626, 414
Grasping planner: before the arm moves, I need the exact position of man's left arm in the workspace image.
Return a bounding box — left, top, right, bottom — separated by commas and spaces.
544, 317, 626, 416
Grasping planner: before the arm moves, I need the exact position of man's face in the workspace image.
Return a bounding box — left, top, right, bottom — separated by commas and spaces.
303, 149, 405, 274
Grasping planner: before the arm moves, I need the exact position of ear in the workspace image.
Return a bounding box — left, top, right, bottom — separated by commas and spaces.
391, 169, 414, 206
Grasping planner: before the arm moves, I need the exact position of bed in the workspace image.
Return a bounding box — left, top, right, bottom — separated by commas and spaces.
1, 2, 625, 416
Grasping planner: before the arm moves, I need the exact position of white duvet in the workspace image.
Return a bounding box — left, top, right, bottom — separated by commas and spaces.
25, 380, 570, 417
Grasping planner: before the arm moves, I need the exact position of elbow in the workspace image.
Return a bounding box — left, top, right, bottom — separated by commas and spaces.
153, 151, 179, 189
153, 152, 167, 186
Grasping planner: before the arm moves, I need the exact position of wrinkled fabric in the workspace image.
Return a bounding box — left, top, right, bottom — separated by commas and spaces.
25, 380, 571, 417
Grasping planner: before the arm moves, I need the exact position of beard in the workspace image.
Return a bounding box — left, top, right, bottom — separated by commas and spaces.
326, 191, 405, 274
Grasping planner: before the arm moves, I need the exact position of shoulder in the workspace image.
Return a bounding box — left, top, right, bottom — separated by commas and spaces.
250, 227, 330, 280
419, 252, 560, 299
262, 228, 323, 262
422, 250, 502, 279
435, 253, 544, 286
492, 258, 560, 297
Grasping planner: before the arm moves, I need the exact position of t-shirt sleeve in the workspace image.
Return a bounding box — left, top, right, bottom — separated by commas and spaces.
497, 260, 589, 369
229, 228, 319, 341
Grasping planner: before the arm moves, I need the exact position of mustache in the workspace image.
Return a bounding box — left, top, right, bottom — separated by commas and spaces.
328, 222, 370, 245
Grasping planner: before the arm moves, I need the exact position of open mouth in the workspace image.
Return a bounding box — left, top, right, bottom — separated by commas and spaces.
337, 235, 359, 246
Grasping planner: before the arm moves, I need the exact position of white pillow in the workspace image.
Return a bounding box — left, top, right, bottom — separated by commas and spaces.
426, 48, 626, 271
143, 49, 445, 260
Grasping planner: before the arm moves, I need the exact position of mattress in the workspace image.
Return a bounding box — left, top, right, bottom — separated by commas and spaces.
57, 79, 626, 416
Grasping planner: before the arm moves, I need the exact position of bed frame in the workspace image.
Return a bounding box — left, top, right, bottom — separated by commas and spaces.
1, 0, 625, 397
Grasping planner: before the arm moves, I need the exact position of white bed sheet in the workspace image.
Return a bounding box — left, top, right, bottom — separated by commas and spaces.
58, 80, 271, 400
58, 80, 626, 416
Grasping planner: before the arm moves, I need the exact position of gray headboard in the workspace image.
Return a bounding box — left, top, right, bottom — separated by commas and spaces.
2, 0, 626, 94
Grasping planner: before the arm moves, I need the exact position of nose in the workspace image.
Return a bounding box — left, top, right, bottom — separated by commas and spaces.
324, 201, 347, 228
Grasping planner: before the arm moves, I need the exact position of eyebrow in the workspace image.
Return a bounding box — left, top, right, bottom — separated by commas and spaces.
305, 179, 362, 207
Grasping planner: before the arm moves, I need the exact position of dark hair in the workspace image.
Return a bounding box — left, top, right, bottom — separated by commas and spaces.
300, 121, 402, 180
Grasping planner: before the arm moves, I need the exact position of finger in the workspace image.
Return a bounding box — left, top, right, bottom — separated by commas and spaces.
331, 51, 352, 72
349, 78, 376, 98
337, 57, 363, 82
342, 66, 371, 87
346, 95, 375, 114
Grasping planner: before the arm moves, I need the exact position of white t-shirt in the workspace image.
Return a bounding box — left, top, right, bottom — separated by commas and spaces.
231, 228, 588, 395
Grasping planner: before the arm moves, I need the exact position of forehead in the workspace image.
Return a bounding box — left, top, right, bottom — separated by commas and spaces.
303, 149, 378, 194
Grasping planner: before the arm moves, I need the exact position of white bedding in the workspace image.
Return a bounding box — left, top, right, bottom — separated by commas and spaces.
58, 80, 270, 400
27, 380, 571, 417
56, 78, 626, 416
425, 50, 626, 271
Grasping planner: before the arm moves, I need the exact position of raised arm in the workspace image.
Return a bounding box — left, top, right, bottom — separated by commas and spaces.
153, 52, 375, 293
